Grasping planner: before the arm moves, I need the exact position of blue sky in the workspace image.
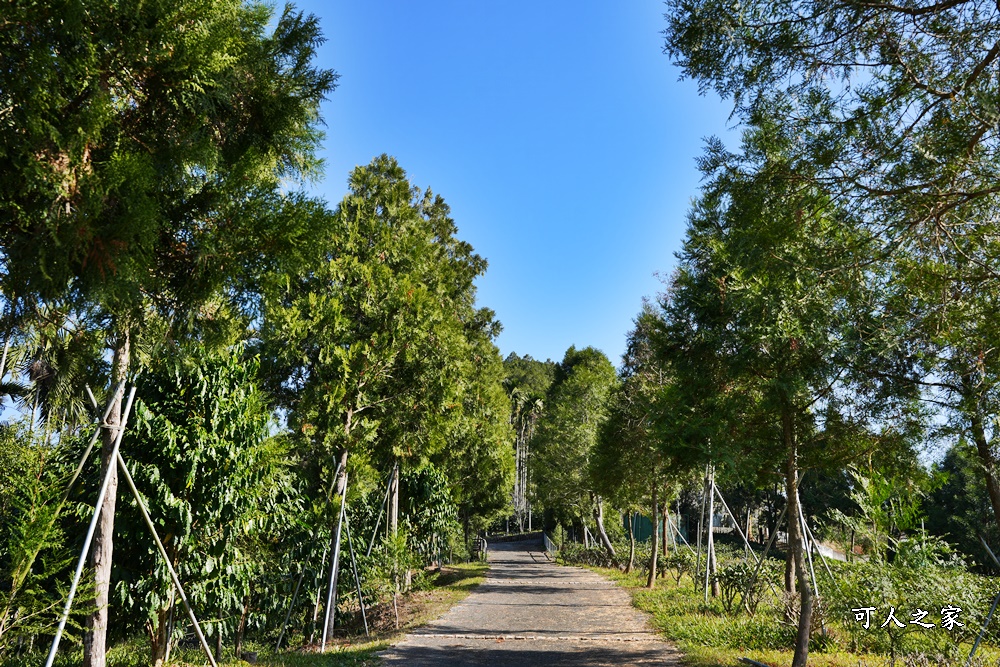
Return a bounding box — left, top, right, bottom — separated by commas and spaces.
291, 1, 737, 365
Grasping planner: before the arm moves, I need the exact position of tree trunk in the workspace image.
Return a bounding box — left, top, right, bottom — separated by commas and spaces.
84, 329, 130, 667
592, 495, 616, 559
626, 512, 636, 573
969, 402, 1000, 528
785, 406, 812, 667
234, 594, 250, 657
647, 480, 659, 589
706, 471, 719, 598
784, 548, 796, 594
662, 493, 669, 558
150, 607, 169, 667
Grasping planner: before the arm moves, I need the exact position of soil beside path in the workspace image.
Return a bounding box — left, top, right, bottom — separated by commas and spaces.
379, 537, 683, 666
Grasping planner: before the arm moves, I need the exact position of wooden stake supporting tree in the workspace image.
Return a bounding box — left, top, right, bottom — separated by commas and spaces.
46, 385, 219, 667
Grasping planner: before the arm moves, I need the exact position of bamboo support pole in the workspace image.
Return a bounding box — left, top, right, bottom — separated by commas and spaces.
275, 563, 308, 651
799, 511, 819, 594
704, 469, 715, 603
968, 591, 1000, 666
309, 546, 328, 644
801, 515, 841, 592
714, 486, 760, 564
967, 536, 1000, 666
695, 472, 707, 590
344, 507, 369, 636
799, 509, 825, 636
321, 472, 348, 652
62, 382, 125, 498
367, 466, 395, 557
665, 512, 695, 554
116, 449, 218, 667
743, 503, 787, 604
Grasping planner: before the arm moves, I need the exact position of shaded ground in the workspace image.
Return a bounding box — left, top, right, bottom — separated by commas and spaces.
379, 538, 683, 666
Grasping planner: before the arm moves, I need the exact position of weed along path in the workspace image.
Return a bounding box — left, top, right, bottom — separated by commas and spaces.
379, 537, 683, 666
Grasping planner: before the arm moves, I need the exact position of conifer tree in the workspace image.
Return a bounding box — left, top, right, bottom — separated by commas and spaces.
0, 2, 335, 664
533, 346, 617, 555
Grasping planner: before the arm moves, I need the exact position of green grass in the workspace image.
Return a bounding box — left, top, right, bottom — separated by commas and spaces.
587, 566, 1000, 667
7, 562, 489, 667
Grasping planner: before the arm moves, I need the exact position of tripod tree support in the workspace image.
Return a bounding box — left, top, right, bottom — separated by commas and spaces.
344, 506, 369, 636
665, 512, 695, 555
275, 563, 308, 651
743, 503, 787, 605
367, 466, 395, 558
968, 536, 1000, 666
44, 386, 137, 667
714, 486, 760, 565
115, 450, 218, 667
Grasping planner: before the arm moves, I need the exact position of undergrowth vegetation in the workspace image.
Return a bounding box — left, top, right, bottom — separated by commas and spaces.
3, 562, 487, 667
559, 540, 1000, 667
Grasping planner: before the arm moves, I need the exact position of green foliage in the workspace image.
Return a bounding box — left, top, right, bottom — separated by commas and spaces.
556, 544, 618, 569
0, 0, 337, 323
664, 550, 697, 586
926, 440, 1000, 570
259, 155, 505, 489
0, 427, 82, 654
592, 306, 667, 512
399, 464, 460, 561
533, 346, 617, 525
824, 559, 993, 658
826, 468, 924, 561
112, 344, 288, 655
503, 353, 556, 405
439, 331, 515, 532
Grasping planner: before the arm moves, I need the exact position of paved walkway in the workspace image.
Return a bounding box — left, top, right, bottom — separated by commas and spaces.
380, 538, 683, 666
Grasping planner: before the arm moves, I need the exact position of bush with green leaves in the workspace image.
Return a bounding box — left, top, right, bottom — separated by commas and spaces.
0, 427, 80, 656
558, 544, 618, 569
823, 554, 994, 658
664, 549, 696, 586
111, 345, 292, 662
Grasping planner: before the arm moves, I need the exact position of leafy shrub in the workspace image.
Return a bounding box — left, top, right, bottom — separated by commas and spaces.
823, 556, 994, 657
665, 550, 696, 585
557, 544, 617, 568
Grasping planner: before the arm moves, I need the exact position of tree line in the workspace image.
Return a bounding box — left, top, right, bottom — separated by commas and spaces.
512, 2, 1000, 665
0, 2, 513, 665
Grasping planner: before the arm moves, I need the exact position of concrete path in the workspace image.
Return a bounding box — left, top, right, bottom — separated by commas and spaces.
380, 538, 683, 666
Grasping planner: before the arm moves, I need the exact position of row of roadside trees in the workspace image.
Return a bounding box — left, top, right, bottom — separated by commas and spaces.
514, 3, 1000, 665
0, 2, 514, 665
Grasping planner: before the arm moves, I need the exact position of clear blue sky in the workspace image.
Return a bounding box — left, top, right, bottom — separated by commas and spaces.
292, 1, 736, 365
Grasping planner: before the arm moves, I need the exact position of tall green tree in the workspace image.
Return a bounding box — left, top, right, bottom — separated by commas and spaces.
259, 155, 492, 495
503, 353, 555, 530
878, 233, 1000, 532
662, 118, 900, 666
258, 156, 511, 631
664, 0, 1000, 239
927, 439, 1000, 568
0, 2, 335, 663
592, 304, 674, 581
664, 0, 1000, 541
437, 333, 515, 541
533, 346, 617, 555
